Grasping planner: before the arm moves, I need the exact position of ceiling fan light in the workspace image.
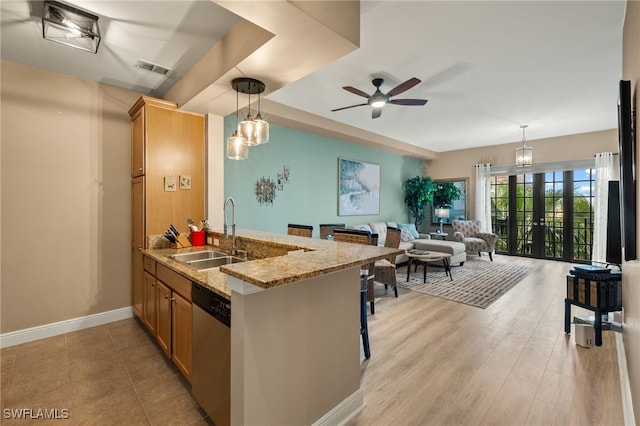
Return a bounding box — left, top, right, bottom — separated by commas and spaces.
227, 131, 248, 160
371, 99, 386, 108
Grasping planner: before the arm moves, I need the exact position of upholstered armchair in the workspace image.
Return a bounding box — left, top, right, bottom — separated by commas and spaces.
451, 219, 498, 261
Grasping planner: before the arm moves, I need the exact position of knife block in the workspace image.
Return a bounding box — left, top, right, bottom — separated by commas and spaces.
170, 234, 192, 248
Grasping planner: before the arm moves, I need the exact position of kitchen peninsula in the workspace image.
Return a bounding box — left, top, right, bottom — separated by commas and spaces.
143, 229, 403, 425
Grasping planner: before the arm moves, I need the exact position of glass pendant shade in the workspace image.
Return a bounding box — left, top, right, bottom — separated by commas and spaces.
227, 131, 248, 160
253, 113, 269, 144
515, 145, 533, 166
238, 114, 259, 146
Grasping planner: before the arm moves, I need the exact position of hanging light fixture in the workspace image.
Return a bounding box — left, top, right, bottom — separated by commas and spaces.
42, 1, 101, 54
234, 78, 269, 146
227, 83, 248, 160
515, 124, 533, 167
253, 89, 269, 144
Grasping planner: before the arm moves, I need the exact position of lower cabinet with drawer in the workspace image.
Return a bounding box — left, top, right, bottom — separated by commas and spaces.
140, 256, 193, 382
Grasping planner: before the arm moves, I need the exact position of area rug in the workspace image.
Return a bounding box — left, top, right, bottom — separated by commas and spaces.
396, 259, 534, 309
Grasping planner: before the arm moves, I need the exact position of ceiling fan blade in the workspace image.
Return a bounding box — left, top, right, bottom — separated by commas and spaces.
331, 103, 368, 112
372, 107, 382, 119
389, 99, 428, 106
342, 86, 371, 98
386, 77, 421, 98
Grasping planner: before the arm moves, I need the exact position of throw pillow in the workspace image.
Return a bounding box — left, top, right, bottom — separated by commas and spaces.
400, 227, 415, 242
354, 224, 372, 233
398, 223, 420, 239
406, 223, 420, 239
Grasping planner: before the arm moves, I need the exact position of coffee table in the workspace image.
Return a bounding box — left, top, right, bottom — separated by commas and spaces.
405, 250, 452, 282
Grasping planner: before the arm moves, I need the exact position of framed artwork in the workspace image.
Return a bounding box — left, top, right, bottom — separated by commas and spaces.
432, 178, 467, 224
164, 176, 177, 192
338, 158, 380, 216
179, 175, 191, 190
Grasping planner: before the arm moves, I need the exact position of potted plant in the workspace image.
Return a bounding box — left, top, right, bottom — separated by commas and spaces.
403, 176, 436, 227
433, 182, 461, 209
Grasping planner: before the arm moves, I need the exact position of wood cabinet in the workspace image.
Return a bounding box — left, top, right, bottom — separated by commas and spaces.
143, 271, 158, 334
128, 96, 205, 239
141, 258, 193, 381
130, 96, 202, 381
156, 280, 172, 356
172, 292, 192, 378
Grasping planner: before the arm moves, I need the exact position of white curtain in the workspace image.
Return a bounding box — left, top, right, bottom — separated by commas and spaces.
592, 152, 615, 264
475, 164, 492, 232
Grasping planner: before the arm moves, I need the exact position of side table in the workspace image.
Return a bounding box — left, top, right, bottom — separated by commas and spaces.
406, 250, 452, 282
564, 271, 622, 346
428, 232, 448, 240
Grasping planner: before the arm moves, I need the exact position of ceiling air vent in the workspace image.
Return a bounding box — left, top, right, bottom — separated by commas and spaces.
135, 59, 171, 76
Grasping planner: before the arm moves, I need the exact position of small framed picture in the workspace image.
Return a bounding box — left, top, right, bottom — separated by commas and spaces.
164, 176, 177, 192
180, 175, 191, 190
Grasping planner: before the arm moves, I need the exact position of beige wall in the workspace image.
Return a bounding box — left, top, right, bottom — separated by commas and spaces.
230, 268, 361, 425
622, 0, 640, 422
1, 61, 142, 333
423, 129, 618, 226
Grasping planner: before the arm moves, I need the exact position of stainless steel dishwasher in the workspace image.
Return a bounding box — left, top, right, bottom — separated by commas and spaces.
192, 282, 231, 426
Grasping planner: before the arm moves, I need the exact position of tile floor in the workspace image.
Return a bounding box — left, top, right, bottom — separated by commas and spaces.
1, 318, 211, 425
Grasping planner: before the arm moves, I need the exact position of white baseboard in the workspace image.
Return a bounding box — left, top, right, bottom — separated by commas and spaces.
0, 307, 134, 348
616, 333, 636, 426
312, 389, 364, 426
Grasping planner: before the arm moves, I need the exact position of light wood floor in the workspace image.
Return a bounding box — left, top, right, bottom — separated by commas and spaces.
0, 255, 624, 425
349, 255, 625, 426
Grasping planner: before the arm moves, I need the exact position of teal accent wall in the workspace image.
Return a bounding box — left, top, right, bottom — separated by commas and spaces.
224, 116, 423, 238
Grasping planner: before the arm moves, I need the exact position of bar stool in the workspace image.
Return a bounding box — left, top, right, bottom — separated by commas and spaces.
287, 224, 313, 237
332, 228, 377, 359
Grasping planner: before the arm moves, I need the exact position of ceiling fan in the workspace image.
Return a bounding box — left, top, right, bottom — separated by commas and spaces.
331, 77, 428, 119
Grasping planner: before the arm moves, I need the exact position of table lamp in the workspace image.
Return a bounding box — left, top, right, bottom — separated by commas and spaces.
435, 208, 449, 234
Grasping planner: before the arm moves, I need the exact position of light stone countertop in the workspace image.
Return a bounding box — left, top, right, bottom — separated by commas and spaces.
143, 228, 403, 299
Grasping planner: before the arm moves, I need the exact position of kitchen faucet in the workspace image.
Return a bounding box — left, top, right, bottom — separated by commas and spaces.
223, 197, 237, 255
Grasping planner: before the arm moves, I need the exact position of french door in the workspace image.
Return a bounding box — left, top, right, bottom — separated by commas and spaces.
491, 170, 594, 262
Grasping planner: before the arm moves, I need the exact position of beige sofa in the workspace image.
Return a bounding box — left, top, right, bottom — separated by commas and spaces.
349, 221, 467, 266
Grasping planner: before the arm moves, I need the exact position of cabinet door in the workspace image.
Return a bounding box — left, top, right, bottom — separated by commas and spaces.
132, 248, 144, 319
172, 292, 192, 381
143, 271, 157, 334
131, 107, 145, 177
156, 281, 172, 357
131, 176, 145, 248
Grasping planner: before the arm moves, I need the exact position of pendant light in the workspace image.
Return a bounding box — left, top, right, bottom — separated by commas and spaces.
227, 84, 248, 160
515, 124, 532, 167
253, 89, 269, 144
234, 78, 269, 146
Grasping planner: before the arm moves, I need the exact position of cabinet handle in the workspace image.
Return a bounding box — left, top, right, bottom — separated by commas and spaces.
138, 167, 143, 171
138, 248, 142, 252
164, 295, 169, 299
170, 297, 176, 302
151, 283, 155, 287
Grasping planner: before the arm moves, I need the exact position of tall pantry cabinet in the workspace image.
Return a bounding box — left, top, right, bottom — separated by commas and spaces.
129, 96, 205, 381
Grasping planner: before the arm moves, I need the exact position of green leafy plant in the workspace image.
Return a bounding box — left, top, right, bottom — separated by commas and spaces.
433, 182, 461, 209
404, 176, 436, 227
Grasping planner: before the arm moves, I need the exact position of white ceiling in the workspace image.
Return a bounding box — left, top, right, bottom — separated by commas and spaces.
1, 1, 627, 154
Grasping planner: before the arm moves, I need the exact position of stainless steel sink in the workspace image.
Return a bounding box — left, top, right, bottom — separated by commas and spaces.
188, 256, 246, 271
169, 250, 228, 263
